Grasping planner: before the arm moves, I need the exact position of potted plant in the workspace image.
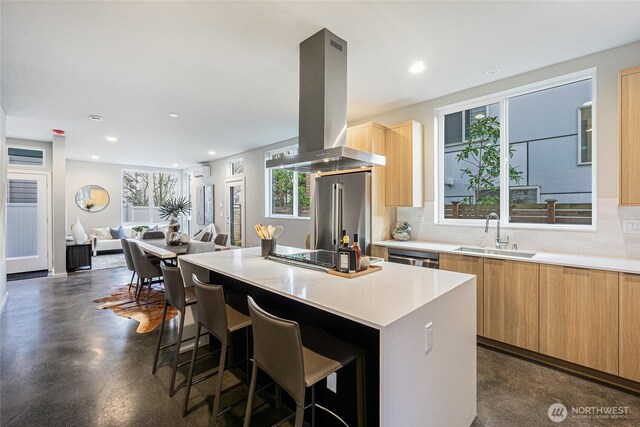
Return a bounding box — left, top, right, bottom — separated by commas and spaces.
159, 196, 192, 244
131, 225, 149, 238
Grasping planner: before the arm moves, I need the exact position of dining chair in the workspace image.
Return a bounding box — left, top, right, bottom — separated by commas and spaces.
200, 231, 213, 242
214, 234, 228, 246
142, 231, 165, 240
129, 241, 163, 307
120, 239, 138, 293
185, 242, 217, 255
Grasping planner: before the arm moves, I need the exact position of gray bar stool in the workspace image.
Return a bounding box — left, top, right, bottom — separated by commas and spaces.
153, 265, 198, 396
244, 296, 366, 427
183, 275, 252, 423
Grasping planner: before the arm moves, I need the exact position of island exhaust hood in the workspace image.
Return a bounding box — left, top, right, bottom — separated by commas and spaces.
266, 28, 385, 173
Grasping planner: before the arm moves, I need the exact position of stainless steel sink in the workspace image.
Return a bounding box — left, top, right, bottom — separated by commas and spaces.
455, 247, 537, 259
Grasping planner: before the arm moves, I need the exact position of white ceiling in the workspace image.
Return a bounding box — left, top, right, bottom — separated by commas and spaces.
2, 1, 639, 168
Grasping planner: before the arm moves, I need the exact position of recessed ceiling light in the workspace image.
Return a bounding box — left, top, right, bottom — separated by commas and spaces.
208, 151, 216, 155
172, 163, 179, 167
89, 115, 103, 121
323, 159, 330, 163
168, 113, 180, 118
486, 67, 502, 75
105, 136, 118, 142
90, 155, 99, 160
409, 61, 426, 74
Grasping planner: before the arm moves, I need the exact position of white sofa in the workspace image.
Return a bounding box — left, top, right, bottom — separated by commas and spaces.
89, 227, 137, 256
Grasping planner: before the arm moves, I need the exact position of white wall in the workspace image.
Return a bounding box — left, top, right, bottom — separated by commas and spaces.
0, 105, 7, 309
203, 137, 311, 248
351, 41, 640, 259
66, 160, 182, 233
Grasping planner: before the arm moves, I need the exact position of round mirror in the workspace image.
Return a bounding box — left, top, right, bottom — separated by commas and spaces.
75, 185, 110, 212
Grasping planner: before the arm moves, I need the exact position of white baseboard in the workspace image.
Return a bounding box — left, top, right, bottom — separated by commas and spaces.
51, 272, 67, 278
0, 292, 8, 313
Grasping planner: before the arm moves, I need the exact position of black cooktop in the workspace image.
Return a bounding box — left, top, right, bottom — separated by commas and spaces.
270, 249, 337, 269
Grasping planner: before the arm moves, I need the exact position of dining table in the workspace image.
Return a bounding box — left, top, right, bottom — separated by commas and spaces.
130, 238, 229, 260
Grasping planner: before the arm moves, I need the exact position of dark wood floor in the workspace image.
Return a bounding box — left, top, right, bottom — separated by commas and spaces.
1, 266, 639, 426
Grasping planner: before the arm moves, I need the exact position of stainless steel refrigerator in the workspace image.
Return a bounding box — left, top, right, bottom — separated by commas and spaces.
311, 171, 371, 254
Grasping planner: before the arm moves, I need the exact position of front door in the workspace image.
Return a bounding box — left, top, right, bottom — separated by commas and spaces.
6, 172, 49, 274
225, 177, 245, 248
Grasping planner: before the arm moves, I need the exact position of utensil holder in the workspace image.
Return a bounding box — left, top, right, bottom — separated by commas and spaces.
261, 239, 276, 258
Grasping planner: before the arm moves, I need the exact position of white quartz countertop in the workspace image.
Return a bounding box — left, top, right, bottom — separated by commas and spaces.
373, 240, 640, 275
179, 246, 475, 329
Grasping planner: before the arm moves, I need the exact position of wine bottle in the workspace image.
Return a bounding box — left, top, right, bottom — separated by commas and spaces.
352, 233, 362, 272
338, 232, 357, 274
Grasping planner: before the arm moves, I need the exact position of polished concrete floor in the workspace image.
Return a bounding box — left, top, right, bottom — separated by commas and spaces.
1, 266, 639, 426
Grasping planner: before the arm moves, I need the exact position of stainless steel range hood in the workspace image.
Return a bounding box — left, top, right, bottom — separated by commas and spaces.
266, 28, 385, 173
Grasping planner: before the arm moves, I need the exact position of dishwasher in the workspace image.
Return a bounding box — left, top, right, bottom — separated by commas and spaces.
387, 248, 439, 269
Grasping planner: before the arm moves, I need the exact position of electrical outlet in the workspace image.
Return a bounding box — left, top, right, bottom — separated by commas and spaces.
425, 322, 434, 353
623, 220, 640, 234
327, 372, 337, 393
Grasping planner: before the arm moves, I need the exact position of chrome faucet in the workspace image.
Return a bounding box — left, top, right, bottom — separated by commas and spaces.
485, 213, 509, 249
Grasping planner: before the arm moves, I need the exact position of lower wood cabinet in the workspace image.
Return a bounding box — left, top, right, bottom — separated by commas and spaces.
620, 273, 640, 382
539, 265, 619, 375
439, 254, 484, 336
483, 259, 539, 351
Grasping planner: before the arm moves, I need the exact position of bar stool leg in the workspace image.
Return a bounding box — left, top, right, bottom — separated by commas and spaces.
356, 355, 366, 427
311, 385, 317, 426
169, 309, 186, 396
152, 300, 169, 374
211, 337, 228, 425
294, 402, 304, 427
183, 324, 202, 416
242, 364, 259, 427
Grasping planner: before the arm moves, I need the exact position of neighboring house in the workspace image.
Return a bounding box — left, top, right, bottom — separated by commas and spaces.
444, 78, 592, 205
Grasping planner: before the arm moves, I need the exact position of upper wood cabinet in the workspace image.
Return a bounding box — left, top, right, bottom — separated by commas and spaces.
384, 120, 424, 207
539, 265, 619, 375
619, 66, 640, 205
619, 273, 640, 382
346, 123, 396, 243
439, 253, 484, 336
483, 259, 539, 351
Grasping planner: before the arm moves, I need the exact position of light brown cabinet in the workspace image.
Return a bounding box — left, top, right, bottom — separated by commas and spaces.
539, 265, 619, 375
619, 273, 640, 382
619, 66, 640, 205
483, 259, 539, 351
346, 122, 396, 243
384, 120, 423, 207
439, 253, 484, 336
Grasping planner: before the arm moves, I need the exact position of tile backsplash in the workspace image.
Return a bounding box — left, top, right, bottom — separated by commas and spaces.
397, 198, 640, 260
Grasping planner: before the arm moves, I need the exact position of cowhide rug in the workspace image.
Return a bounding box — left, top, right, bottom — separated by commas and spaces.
93, 285, 177, 333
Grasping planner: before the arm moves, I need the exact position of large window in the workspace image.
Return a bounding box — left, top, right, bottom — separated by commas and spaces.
265, 147, 311, 218
438, 70, 594, 228
122, 170, 179, 224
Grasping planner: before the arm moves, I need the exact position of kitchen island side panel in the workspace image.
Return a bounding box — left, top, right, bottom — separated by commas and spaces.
380, 277, 477, 426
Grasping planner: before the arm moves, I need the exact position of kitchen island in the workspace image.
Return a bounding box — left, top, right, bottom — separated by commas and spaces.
179, 246, 477, 426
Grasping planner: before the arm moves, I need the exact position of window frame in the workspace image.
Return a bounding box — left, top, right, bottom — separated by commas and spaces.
435, 68, 597, 231
577, 104, 593, 166
264, 146, 311, 220
229, 158, 244, 177
120, 168, 181, 225
7, 146, 46, 168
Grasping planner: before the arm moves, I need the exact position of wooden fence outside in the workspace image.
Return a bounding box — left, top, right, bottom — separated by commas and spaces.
445, 200, 592, 225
